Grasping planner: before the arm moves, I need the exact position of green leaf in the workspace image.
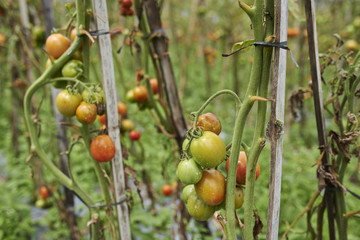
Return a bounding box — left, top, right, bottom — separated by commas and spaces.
231, 40, 255, 53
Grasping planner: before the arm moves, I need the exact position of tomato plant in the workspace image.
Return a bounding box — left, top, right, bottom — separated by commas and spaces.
194, 169, 225, 206
186, 193, 216, 221
90, 135, 116, 162
55, 89, 83, 117
133, 85, 148, 102
190, 131, 226, 168
129, 130, 141, 141
117, 102, 127, 116
61, 59, 83, 78
76, 101, 97, 124
161, 184, 173, 196
149, 78, 159, 94
176, 158, 202, 185
196, 113, 222, 135
45, 33, 71, 59
225, 151, 260, 186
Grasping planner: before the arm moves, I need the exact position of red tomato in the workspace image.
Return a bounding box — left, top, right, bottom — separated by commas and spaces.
129, 130, 141, 141
149, 78, 159, 94
225, 151, 260, 186
90, 135, 116, 162
196, 113, 222, 135
117, 102, 127, 116
76, 101, 97, 124
45, 33, 70, 59
133, 85, 148, 102
40, 186, 49, 200
162, 184, 173, 196
122, 0, 133, 8
195, 169, 225, 206
98, 115, 106, 125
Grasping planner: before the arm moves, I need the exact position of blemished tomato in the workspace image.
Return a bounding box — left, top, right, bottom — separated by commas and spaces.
161, 184, 173, 196
190, 131, 226, 169
176, 158, 202, 185
181, 184, 195, 203
196, 113, 222, 135
126, 89, 136, 102
121, 119, 135, 131
45, 33, 70, 59
186, 193, 216, 221
225, 151, 260, 186
90, 135, 116, 162
76, 101, 97, 124
195, 169, 225, 206
129, 130, 141, 141
133, 85, 148, 102
149, 78, 159, 94
40, 186, 49, 200
61, 59, 83, 77
56, 89, 82, 117
98, 115, 106, 125
117, 102, 127, 116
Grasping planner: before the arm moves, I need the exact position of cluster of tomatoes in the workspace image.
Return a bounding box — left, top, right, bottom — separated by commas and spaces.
177, 113, 260, 221
125, 75, 159, 111
119, 0, 134, 17
35, 186, 52, 209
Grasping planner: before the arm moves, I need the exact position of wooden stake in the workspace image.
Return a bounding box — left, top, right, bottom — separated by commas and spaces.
91, 1, 131, 239
266, 0, 287, 238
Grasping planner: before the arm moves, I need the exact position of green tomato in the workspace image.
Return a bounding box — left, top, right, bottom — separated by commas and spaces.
181, 185, 195, 203
176, 158, 202, 185
190, 131, 226, 169
125, 89, 135, 103
55, 89, 82, 117
182, 138, 192, 155
61, 59, 83, 78
186, 193, 216, 221
35, 199, 46, 208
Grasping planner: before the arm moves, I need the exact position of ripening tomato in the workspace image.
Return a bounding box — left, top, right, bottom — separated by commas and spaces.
195, 169, 225, 206
61, 59, 83, 77
181, 184, 195, 203
56, 89, 82, 117
126, 89, 135, 102
234, 187, 244, 209
98, 115, 106, 125
40, 186, 49, 200
149, 78, 159, 94
225, 151, 260, 186
90, 135, 116, 162
117, 102, 127, 116
133, 85, 148, 102
45, 33, 70, 59
76, 101, 97, 124
121, 119, 135, 131
196, 113, 222, 135
345, 39, 359, 52
176, 158, 202, 185
161, 184, 173, 196
190, 131, 226, 169
287, 27, 300, 37
186, 193, 216, 221
129, 130, 141, 141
